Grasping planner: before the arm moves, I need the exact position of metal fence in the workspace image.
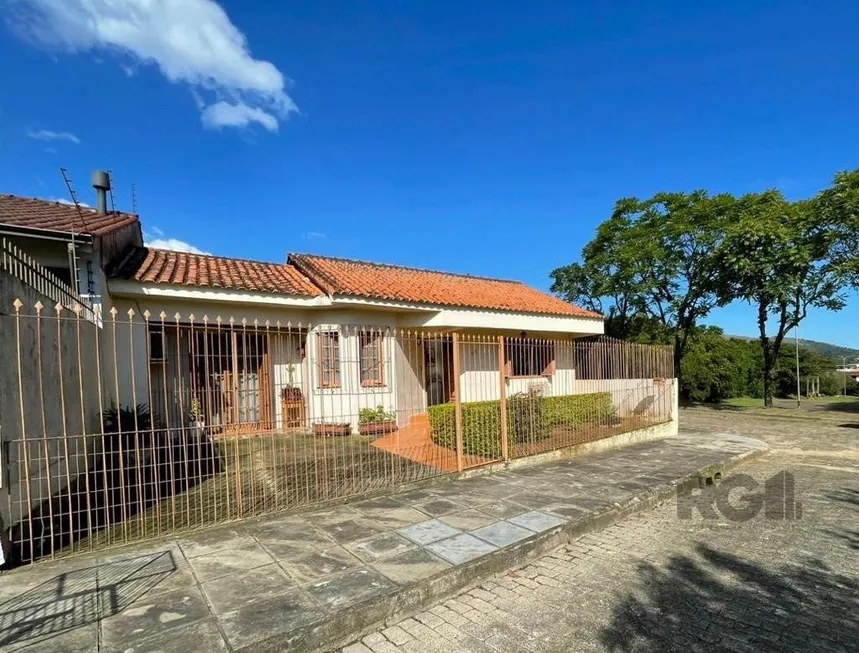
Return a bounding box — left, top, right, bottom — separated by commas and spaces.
0, 300, 675, 566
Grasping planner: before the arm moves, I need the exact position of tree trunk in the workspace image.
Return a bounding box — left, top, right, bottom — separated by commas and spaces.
757, 303, 775, 408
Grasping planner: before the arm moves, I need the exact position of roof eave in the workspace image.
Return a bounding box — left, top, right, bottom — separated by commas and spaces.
329, 293, 604, 319
0, 222, 94, 245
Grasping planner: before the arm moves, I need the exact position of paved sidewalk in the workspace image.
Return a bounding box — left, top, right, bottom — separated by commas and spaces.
0, 432, 765, 652
342, 415, 859, 653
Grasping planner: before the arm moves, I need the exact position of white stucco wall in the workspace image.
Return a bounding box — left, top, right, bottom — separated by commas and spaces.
575, 377, 677, 425
459, 339, 578, 403
102, 283, 605, 433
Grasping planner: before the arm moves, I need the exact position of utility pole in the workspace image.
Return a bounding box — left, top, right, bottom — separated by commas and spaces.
844, 356, 848, 397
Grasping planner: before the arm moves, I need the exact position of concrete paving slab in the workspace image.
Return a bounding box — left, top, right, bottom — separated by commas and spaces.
305, 567, 397, 610
11, 622, 99, 653
398, 519, 462, 545
253, 521, 335, 561
218, 589, 323, 651
370, 548, 452, 585
110, 617, 227, 653
477, 500, 532, 519
508, 511, 568, 533
179, 528, 257, 559
346, 533, 414, 562
201, 563, 295, 614
302, 505, 362, 526
426, 534, 498, 565
393, 489, 438, 504
351, 497, 407, 510
470, 521, 534, 548
505, 491, 558, 510
280, 546, 362, 584
439, 509, 498, 531
350, 504, 430, 529
540, 502, 589, 521
100, 586, 212, 651
316, 518, 388, 545
413, 498, 466, 517
186, 542, 274, 582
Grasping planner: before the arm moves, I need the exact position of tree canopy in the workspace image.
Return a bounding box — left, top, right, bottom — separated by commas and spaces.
552, 169, 858, 406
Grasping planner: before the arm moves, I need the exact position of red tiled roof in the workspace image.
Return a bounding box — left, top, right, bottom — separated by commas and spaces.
0, 195, 139, 237
288, 253, 601, 318
110, 247, 323, 297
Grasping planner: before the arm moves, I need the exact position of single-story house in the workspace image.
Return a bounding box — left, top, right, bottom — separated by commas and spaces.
1, 174, 676, 565
2, 175, 607, 440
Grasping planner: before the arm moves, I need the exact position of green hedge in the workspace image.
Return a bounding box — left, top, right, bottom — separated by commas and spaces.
428, 391, 614, 457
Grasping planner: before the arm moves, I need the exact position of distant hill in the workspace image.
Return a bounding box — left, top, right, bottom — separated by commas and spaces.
727, 335, 859, 362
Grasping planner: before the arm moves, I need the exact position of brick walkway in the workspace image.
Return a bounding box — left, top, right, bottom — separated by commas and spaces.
344, 408, 859, 653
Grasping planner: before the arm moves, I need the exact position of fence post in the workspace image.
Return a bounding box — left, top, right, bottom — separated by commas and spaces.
452, 332, 464, 472
497, 336, 509, 461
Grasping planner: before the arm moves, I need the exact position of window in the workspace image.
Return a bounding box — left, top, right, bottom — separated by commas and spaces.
360, 331, 385, 386
148, 327, 166, 363
505, 339, 555, 377
317, 331, 341, 388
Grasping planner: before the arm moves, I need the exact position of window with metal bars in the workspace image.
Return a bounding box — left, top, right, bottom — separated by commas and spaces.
360, 331, 385, 386
317, 331, 341, 388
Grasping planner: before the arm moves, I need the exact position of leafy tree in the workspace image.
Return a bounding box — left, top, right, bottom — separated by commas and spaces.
717, 191, 848, 406
551, 191, 735, 378
814, 168, 859, 284
680, 327, 758, 402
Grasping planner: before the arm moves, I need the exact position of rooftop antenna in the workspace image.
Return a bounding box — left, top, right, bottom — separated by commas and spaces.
107, 169, 117, 213
131, 183, 137, 215
60, 167, 85, 294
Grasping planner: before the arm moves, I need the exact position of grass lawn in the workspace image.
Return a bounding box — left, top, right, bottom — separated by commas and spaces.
64, 432, 438, 557
719, 395, 858, 409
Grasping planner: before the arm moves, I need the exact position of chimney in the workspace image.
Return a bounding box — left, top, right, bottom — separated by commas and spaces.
91, 170, 111, 215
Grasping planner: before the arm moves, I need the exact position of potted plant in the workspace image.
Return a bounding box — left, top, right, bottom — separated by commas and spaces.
313, 422, 352, 437
189, 396, 205, 437
358, 405, 398, 436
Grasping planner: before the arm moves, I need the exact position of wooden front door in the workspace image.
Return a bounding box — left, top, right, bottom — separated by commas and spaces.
192, 329, 273, 434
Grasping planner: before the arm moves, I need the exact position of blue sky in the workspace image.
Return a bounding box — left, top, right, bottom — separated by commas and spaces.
1, 1, 857, 347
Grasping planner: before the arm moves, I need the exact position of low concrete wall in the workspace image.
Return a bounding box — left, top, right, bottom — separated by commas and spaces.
575, 377, 676, 422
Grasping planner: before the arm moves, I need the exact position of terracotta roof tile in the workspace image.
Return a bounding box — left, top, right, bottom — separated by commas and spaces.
0, 195, 138, 237
288, 253, 601, 318
110, 247, 323, 297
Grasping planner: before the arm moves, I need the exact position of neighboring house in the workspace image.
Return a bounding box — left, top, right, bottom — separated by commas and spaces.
837, 363, 859, 382
0, 183, 140, 314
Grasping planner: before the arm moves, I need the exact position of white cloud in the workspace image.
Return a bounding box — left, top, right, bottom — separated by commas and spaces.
12, 0, 297, 132
144, 230, 209, 254
201, 101, 278, 132
47, 197, 91, 208
28, 129, 80, 143
302, 231, 327, 240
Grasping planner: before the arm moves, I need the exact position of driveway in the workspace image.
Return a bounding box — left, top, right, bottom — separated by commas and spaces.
344, 403, 859, 653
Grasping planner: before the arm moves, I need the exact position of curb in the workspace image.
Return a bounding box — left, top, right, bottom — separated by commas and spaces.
242, 439, 769, 652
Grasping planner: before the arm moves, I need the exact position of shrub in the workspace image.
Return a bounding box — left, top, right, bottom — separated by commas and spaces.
428, 400, 501, 456
543, 392, 614, 429
359, 405, 396, 424
428, 392, 614, 457
507, 390, 548, 445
